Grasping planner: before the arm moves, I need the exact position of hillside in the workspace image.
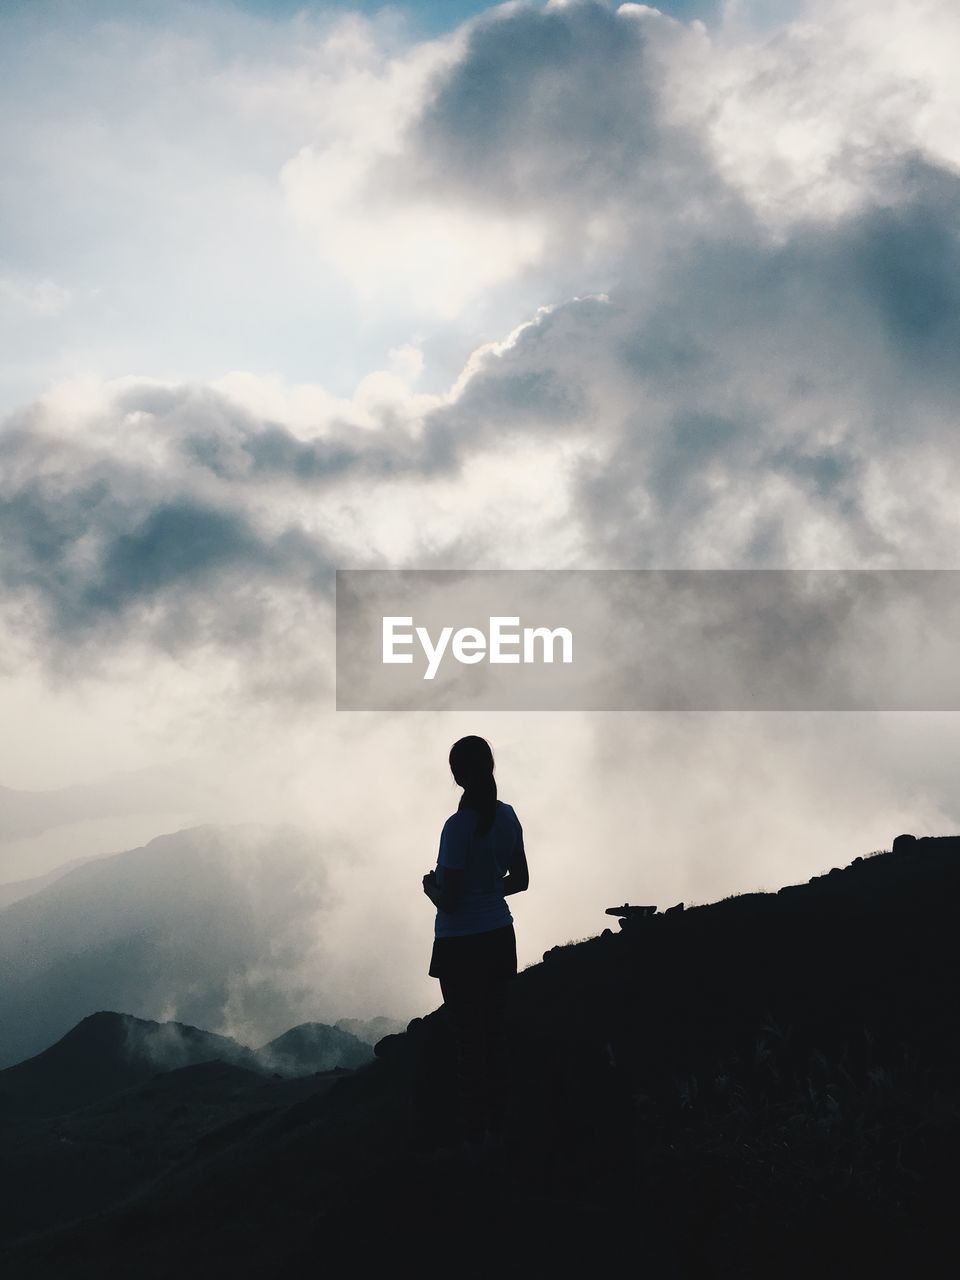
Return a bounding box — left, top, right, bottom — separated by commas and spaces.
0, 1010, 376, 1245
2, 835, 959, 1277
0, 857, 103, 911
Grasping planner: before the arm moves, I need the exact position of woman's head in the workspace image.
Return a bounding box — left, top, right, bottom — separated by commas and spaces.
449, 735, 497, 835
449, 735, 494, 787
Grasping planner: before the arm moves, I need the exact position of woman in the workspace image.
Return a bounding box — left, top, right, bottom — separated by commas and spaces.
422, 735, 529, 1148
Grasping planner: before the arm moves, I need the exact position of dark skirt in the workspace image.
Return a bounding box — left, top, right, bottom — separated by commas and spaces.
428, 922, 518, 982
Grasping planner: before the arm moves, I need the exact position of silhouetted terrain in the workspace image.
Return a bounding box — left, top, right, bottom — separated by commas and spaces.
3, 836, 959, 1277
0, 1011, 375, 1246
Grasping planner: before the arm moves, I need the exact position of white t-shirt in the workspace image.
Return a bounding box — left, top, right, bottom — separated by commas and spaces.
434, 800, 522, 939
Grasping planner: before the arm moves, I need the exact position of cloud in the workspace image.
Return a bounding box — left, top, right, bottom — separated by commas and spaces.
274, 10, 548, 317
0, 387, 341, 691
554, 154, 960, 567
0, 766, 195, 843
0, 1, 487, 410
4, 140, 960, 691
0, 275, 72, 318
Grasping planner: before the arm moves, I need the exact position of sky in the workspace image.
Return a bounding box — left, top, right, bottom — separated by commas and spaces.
2, 0, 960, 1028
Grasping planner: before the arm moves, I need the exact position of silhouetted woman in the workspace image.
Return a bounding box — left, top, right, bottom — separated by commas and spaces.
422, 735, 529, 1147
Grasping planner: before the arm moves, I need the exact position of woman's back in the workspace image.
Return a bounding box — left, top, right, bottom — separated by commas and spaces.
435, 800, 522, 937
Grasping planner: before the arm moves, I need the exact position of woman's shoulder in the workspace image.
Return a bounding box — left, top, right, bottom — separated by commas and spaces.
444, 808, 474, 828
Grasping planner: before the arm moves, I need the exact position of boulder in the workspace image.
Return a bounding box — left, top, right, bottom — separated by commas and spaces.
892, 833, 918, 855
604, 903, 657, 920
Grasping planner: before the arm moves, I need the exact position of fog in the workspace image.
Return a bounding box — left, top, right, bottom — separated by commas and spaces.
3, 702, 957, 1048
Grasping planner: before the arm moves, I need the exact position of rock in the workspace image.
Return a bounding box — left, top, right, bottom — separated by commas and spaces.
604, 903, 657, 920
374, 1033, 403, 1060
892, 833, 917, 854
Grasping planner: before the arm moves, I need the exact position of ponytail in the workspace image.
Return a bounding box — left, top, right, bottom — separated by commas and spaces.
449, 735, 498, 836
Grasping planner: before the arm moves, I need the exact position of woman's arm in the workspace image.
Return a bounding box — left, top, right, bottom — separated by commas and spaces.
422, 867, 465, 913
501, 833, 529, 896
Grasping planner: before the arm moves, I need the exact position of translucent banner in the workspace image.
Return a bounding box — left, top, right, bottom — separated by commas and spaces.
335, 569, 960, 711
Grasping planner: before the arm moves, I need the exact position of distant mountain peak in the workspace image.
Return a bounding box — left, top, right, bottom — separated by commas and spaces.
0, 1010, 257, 1118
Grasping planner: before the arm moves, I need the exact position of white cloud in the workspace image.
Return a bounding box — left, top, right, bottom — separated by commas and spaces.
280, 142, 546, 316
0, 274, 72, 317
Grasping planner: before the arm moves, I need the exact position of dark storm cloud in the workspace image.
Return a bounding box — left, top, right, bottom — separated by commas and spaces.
377, 0, 738, 285
399, 147, 960, 568
841, 158, 960, 381
104, 307, 591, 498
357, 1, 959, 566
179, 413, 449, 484
5, 143, 959, 672
412, 0, 661, 199
0, 404, 339, 667
652, 152, 960, 403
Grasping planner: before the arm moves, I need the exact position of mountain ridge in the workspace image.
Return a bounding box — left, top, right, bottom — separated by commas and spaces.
0, 1009, 379, 1117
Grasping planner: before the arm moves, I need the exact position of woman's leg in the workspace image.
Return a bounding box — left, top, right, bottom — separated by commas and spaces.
480, 975, 510, 1134
440, 973, 487, 1143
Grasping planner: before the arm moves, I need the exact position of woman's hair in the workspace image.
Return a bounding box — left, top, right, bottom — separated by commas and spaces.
449, 735, 497, 836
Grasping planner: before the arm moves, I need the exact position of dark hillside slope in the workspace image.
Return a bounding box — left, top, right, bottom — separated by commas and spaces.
5, 836, 960, 1278
0, 1059, 345, 1246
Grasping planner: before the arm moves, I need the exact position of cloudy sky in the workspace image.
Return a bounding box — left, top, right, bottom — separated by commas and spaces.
2, 0, 960, 1027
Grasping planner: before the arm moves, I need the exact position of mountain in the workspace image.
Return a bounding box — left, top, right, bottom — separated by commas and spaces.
334, 1015, 405, 1046
2, 833, 959, 1277
0, 768, 187, 844
0, 824, 335, 1068
0, 1011, 258, 1118
0, 1010, 385, 1119
255, 1023, 374, 1076
0, 856, 102, 911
